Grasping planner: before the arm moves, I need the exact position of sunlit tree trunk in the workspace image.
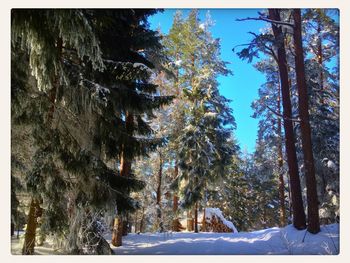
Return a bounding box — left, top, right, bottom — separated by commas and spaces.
172, 162, 181, 231
293, 9, 320, 234
187, 210, 194, 231
268, 8, 306, 230
22, 198, 41, 255
194, 202, 198, 233
156, 152, 164, 232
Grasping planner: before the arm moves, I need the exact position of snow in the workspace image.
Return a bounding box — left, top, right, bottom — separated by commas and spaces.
133, 62, 153, 75
322, 158, 337, 171
204, 207, 238, 233
10, 224, 339, 255
199, 23, 205, 30
327, 160, 337, 170
11, 234, 64, 255
204, 111, 217, 118
106, 224, 339, 255
174, 59, 182, 66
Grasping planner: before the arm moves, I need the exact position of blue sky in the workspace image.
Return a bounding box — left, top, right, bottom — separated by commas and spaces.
149, 9, 268, 153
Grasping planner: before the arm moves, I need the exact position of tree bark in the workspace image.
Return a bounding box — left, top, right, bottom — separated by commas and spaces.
111, 217, 123, 247
187, 210, 193, 231
194, 202, 198, 233
202, 207, 206, 231
156, 152, 164, 232
172, 162, 181, 231
277, 83, 287, 227
22, 198, 41, 255
293, 9, 320, 234
111, 111, 134, 245
268, 9, 306, 230
139, 207, 145, 233
11, 222, 14, 236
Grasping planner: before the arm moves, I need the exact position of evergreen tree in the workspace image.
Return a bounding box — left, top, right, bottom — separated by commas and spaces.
252, 58, 288, 226
302, 9, 339, 224
11, 9, 171, 253
164, 10, 237, 232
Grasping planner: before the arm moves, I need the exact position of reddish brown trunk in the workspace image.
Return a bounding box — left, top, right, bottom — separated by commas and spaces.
111, 217, 123, 247
202, 208, 206, 231
139, 207, 145, 233
293, 9, 320, 234
268, 9, 306, 230
173, 195, 178, 213
111, 111, 134, 245
187, 210, 194, 231
156, 153, 163, 231
194, 202, 198, 233
172, 162, 181, 231
277, 84, 287, 226
156, 153, 163, 206
22, 198, 40, 255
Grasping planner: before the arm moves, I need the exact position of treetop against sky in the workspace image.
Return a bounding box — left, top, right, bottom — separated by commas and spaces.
149, 8, 339, 153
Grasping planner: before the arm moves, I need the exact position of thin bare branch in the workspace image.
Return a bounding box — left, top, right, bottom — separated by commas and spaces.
264, 103, 301, 123
236, 16, 295, 28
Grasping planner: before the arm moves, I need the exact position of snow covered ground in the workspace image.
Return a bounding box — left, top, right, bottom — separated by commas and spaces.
11, 224, 339, 255
11, 235, 63, 255
107, 224, 339, 255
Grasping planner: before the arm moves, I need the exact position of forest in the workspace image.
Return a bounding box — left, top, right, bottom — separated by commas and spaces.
11, 8, 339, 255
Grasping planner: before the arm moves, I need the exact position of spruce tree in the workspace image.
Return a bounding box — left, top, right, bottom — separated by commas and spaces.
11, 9, 171, 253
164, 10, 237, 232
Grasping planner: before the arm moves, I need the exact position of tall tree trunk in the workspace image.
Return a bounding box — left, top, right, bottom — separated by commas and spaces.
139, 207, 145, 233
202, 207, 206, 231
187, 210, 193, 231
293, 9, 320, 234
111, 111, 133, 246
134, 211, 138, 233
111, 217, 123, 247
277, 83, 287, 226
22, 198, 41, 255
268, 9, 306, 230
156, 152, 164, 232
172, 162, 181, 231
194, 202, 198, 233
11, 222, 14, 236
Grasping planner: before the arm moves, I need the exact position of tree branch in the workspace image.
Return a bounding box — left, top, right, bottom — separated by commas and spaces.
236, 16, 295, 28
264, 103, 301, 123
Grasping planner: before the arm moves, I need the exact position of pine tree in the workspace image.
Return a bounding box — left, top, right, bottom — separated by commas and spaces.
236, 9, 306, 229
